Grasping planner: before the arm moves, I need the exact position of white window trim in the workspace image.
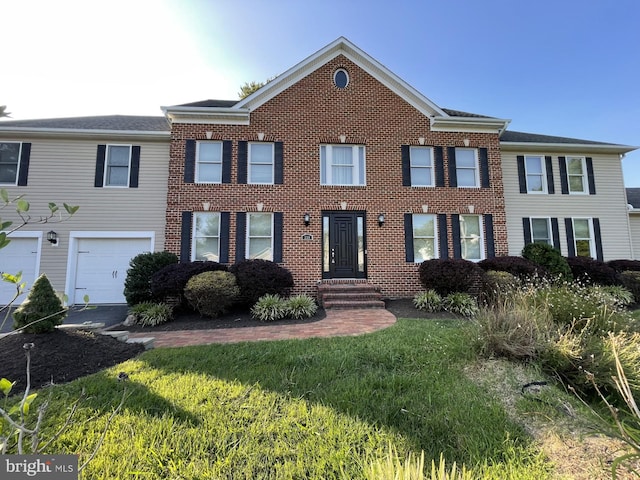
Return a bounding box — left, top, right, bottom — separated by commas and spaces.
412, 213, 438, 262
459, 214, 485, 261
572, 217, 596, 258
320, 145, 366, 186
410, 146, 434, 187
192, 212, 221, 262
195, 141, 223, 184
455, 148, 479, 188
0, 141, 22, 186
530, 217, 552, 245
246, 212, 274, 261
248, 142, 275, 185
567, 156, 588, 195
103, 144, 132, 188
524, 155, 548, 194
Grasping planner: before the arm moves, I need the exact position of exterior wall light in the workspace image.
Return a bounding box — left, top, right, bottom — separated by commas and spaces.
303, 213, 310, 226
378, 214, 385, 227
47, 230, 58, 246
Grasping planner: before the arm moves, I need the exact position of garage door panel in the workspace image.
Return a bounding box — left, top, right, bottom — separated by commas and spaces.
74, 238, 150, 304
0, 237, 39, 305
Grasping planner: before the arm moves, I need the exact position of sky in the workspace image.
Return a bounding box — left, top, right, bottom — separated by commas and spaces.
3, 0, 640, 184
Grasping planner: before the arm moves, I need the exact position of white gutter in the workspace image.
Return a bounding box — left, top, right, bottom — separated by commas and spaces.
500, 141, 637, 154
162, 105, 250, 125
0, 127, 169, 140
431, 116, 511, 134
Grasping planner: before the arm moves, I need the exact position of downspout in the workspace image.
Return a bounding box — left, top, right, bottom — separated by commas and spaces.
621, 153, 635, 259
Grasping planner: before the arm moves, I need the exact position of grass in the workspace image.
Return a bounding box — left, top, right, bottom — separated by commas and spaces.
17, 319, 555, 479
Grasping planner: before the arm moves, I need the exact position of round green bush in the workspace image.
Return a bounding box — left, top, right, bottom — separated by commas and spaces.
123, 251, 178, 305
620, 271, 640, 305
230, 259, 294, 306
521, 243, 572, 281
481, 270, 519, 306
417, 259, 485, 296
184, 270, 240, 318
150, 261, 228, 302
12, 274, 66, 333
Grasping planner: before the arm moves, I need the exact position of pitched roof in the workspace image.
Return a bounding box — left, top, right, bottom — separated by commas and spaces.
627, 188, 640, 209
178, 99, 238, 108
0, 115, 169, 132
500, 130, 612, 145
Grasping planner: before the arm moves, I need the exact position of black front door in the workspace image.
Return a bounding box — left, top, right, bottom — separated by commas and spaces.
323, 212, 366, 279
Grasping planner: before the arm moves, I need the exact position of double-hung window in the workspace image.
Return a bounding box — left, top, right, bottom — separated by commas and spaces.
0, 142, 21, 184
410, 147, 433, 186
249, 143, 274, 184
525, 156, 547, 193
196, 142, 223, 183
455, 148, 478, 187
192, 212, 220, 261
572, 218, 595, 257
247, 213, 273, 260
567, 156, 587, 194
412, 214, 437, 261
320, 145, 366, 186
530, 218, 552, 245
104, 145, 131, 187
459, 215, 484, 261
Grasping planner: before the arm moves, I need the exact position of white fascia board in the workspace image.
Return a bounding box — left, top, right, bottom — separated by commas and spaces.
0, 127, 169, 142
162, 106, 250, 125
430, 116, 511, 134
500, 141, 638, 154
235, 37, 448, 118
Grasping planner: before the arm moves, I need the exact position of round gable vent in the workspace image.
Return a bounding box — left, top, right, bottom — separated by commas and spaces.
333, 69, 349, 89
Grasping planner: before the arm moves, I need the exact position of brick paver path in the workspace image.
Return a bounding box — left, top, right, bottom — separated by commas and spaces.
128, 309, 397, 348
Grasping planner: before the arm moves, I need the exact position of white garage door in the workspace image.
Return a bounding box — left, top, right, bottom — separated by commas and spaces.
73, 238, 150, 304
0, 237, 39, 305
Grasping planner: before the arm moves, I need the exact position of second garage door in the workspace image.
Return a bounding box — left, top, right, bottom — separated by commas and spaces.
0, 236, 40, 305
73, 237, 151, 304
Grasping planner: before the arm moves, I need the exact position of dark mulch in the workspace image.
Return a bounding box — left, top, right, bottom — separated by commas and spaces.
0, 299, 446, 395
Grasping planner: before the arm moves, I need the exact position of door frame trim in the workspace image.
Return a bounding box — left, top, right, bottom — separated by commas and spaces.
321, 210, 367, 279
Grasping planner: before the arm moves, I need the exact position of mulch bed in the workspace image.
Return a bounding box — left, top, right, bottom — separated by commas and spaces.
0, 299, 449, 394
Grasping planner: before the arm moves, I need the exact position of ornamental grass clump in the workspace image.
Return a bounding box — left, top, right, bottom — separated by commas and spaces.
128, 302, 173, 326
251, 294, 287, 322
413, 290, 443, 313
442, 293, 478, 317
285, 294, 317, 319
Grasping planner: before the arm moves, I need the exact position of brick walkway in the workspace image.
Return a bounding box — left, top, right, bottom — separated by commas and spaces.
128, 309, 397, 348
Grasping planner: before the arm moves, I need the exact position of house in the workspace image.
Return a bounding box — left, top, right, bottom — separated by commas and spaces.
0, 116, 170, 304
0, 37, 635, 304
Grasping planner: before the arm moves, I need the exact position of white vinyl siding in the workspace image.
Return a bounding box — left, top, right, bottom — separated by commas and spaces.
196, 141, 223, 183
525, 155, 547, 193
320, 145, 366, 186
410, 147, 434, 187
456, 148, 479, 187
247, 213, 273, 260
412, 214, 437, 261
192, 212, 220, 261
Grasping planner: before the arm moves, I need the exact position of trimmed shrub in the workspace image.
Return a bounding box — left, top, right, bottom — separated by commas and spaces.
442, 292, 479, 317
413, 290, 442, 312
150, 261, 228, 303
123, 251, 178, 305
230, 259, 294, 305
478, 256, 546, 279
417, 259, 485, 296
566, 256, 620, 286
608, 259, 640, 273
128, 302, 173, 326
481, 270, 519, 306
251, 294, 287, 322
184, 270, 240, 318
620, 271, 640, 304
12, 274, 66, 333
521, 243, 572, 281
285, 295, 318, 319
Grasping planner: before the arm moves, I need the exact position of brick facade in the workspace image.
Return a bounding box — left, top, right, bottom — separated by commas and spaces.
165, 55, 507, 298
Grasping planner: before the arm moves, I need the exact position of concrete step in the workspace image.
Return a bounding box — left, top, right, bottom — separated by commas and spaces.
57, 322, 105, 331
126, 337, 155, 350
100, 330, 130, 342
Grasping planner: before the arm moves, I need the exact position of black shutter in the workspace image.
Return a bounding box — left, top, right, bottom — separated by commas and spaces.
551, 218, 561, 250
180, 211, 192, 263
559, 157, 569, 194
522, 217, 532, 245
219, 212, 230, 263
17, 142, 31, 186
274, 142, 284, 185
222, 140, 232, 184
434, 147, 445, 187
517, 155, 527, 193
237, 141, 248, 184
447, 147, 457, 187
586, 157, 596, 195
184, 140, 196, 183
479, 148, 490, 188
484, 214, 495, 258
451, 214, 461, 258
273, 212, 283, 262
401, 145, 411, 186
593, 218, 603, 261
438, 214, 449, 259
235, 212, 246, 262
404, 213, 414, 262
129, 146, 140, 188
545, 156, 555, 194
94, 144, 106, 187
565, 218, 575, 256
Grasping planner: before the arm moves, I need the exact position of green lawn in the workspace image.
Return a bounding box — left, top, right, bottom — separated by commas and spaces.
35, 319, 553, 478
